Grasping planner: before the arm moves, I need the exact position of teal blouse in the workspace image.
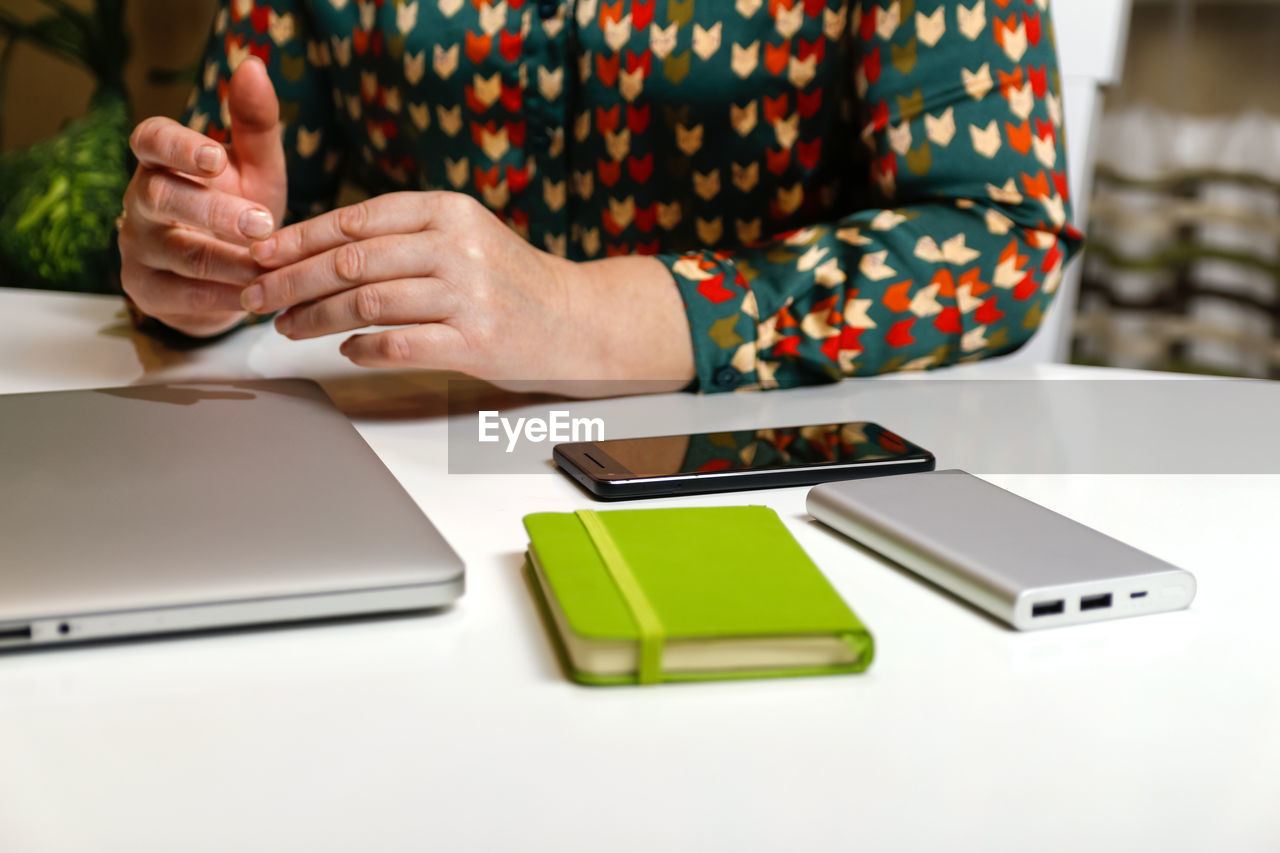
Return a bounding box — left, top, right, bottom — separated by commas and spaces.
186, 0, 1081, 391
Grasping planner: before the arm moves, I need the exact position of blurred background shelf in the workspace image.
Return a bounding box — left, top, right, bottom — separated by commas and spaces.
1075, 0, 1280, 378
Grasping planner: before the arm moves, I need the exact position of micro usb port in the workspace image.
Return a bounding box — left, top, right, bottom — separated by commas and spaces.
1080, 593, 1113, 611
1032, 600, 1065, 617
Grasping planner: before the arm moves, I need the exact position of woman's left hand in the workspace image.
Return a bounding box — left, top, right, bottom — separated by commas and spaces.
244, 191, 694, 393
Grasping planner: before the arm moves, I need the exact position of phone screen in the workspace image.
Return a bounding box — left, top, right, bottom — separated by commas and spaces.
592, 422, 931, 478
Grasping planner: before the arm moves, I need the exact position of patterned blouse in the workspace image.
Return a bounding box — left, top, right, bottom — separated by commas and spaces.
187, 0, 1081, 392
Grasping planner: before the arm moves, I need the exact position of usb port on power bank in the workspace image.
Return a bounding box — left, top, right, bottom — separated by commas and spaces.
1032, 600, 1065, 617
1080, 593, 1113, 611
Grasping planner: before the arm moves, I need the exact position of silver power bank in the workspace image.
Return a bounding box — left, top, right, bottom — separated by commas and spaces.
807, 470, 1196, 630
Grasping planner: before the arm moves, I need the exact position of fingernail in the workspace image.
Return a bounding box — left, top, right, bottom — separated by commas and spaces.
196, 145, 222, 173
275, 312, 293, 336
242, 284, 264, 312
250, 237, 275, 262
239, 209, 274, 240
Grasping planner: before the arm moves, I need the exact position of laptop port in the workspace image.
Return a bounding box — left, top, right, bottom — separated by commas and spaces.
1130, 591, 1148, 599
1032, 600, 1065, 617
1081, 593, 1113, 611
0, 624, 33, 642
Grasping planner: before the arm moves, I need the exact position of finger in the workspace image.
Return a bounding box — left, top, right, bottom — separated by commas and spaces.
133, 168, 275, 243
228, 57, 286, 193
121, 258, 247, 316
121, 219, 261, 285
244, 231, 447, 313
339, 324, 467, 371
251, 191, 453, 268
274, 279, 455, 339
130, 116, 227, 178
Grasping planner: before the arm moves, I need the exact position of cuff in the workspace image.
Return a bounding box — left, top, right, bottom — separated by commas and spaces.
656, 249, 763, 394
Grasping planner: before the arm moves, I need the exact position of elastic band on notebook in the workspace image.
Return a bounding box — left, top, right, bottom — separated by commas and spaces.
574, 510, 664, 684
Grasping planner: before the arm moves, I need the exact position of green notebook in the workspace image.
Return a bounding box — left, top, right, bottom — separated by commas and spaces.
522, 506, 873, 686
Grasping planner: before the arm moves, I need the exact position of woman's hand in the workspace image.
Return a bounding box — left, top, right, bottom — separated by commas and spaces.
118, 58, 286, 338
246, 191, 696, 394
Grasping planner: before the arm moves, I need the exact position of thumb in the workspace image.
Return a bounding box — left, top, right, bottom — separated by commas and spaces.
227, 57, 287, 214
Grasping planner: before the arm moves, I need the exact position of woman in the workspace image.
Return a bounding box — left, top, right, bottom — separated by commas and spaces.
119, 0, 1080, 394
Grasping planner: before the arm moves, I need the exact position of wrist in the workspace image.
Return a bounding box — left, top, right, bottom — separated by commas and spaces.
559, 255, 696, 391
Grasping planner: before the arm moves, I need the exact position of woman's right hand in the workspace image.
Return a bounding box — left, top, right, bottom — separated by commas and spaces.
119, 57, 287, 338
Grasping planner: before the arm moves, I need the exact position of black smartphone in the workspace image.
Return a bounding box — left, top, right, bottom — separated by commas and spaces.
553, 421, 935, 500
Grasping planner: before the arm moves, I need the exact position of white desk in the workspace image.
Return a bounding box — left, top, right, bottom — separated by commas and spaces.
1, 288, 1277, 853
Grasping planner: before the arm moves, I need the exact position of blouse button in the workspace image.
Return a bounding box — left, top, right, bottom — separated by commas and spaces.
713, 366, 743, 390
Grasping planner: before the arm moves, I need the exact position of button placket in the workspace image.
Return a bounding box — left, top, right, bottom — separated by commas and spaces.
509, 1, 565, 252
518, 0, 570, 254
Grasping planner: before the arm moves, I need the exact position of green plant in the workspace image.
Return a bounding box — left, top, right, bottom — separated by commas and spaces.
0, 0, 131, 294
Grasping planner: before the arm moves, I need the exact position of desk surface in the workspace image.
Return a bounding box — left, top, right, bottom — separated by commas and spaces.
1, 288, 1277, 853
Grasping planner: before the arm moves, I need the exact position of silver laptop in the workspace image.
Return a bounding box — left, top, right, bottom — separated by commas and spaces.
0, 379, 463, 649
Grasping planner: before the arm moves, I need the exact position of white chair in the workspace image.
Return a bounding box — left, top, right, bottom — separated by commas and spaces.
1000, 0, 1133, 364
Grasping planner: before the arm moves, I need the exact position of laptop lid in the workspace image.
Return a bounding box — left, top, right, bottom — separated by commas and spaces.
0, 379, 462, 647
